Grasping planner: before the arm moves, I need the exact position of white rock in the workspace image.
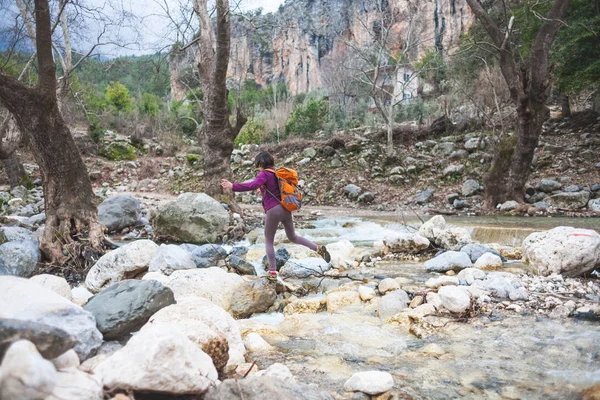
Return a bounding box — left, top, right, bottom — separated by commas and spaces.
142, 267, 244, 311
326, 291, 361, 312
85, 240, 158, 293
29, 274, 72, 301
50, 349, 80, 371
424, 251, 473, 272
95, 325, 218, 395
425, 276, 459, 289
383, 232, 430, 253
435, 227, 473, 250
474, 253, 503, 270
426, 292, 443, 309
418, 215, 446, 241
326, 240, 355, 268
438, 286, 471, 313
45, 368, 103, 400
378, 278, 400, 294
280, 257, 331, 278
343, 371, 394, 395
254, 363, 296, 383
457, 268, 486, 285
358, 285, 376, 301
71, 286, 94, 307
500, 200, 520, 211
0, 340, 57, 400
144, 296, 246, 366
149, 244, 196, 275
0, 277, 102, 360
244, 333, 273, 353
378, 290, 410, 319
522, 227, 600, 277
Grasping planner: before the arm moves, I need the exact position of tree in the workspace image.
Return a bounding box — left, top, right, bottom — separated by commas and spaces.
465, 0, 571, 206
105, 82, 134, 114
0, 0, 103, 261
192, 0, 246, 200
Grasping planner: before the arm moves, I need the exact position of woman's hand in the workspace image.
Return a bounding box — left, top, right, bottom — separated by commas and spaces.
221, 179, 233, 190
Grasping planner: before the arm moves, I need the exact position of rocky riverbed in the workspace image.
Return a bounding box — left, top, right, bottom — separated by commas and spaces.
1, 189, 600, 400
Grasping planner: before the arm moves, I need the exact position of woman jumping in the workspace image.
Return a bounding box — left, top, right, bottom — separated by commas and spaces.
221, 150, 330, 280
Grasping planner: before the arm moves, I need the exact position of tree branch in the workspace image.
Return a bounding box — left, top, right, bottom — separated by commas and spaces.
34, 0, 58, 97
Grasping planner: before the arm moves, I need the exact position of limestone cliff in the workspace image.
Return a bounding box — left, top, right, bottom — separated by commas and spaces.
169, 0, 474, 99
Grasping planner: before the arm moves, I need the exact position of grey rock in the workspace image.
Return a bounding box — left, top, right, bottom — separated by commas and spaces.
303, 147, 317, 158
231, 246, 249, 258
536, 179, 562, 193
98, 195, 141, 232
10, 186, 28, 199
0, 240, 40, 277
589, 199, 600, 213
473, 277, 520, 299
262, 248, 291, 271
280, 258, 330, 278
230, 279, 277, 318
377, 289, 410, 319
0, 226, 33, 243
149, 244, 196, 275
449, 149, 469, 160
330, 158, 343, 168
446, 193, 460, 204
416, 189, 434, 205
344, 184, 362, 200
545, 191, 590, 209
229, 255, 256, 275
527, 192, 546, 204
432, 142, 456, 157
591, 184, 600, 192
453, 200, 469, 209
443, 164, 465, 176
500, 200, 519, 211
320, 146, 336, 157
358, 192, 375, 203
564, 185, 581, 193
464, 137, 484, 151
424, 251, 473, 272
0, 318, 77, 360
462, 179, 480, 197
84, 280, 175, 340
204, 376, 335, 400
181, 243, 228, 268
460, 244, 504, 263
534, 201, 550, 210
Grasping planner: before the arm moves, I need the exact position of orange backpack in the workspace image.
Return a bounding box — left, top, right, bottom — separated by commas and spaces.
264, 168, 303, 212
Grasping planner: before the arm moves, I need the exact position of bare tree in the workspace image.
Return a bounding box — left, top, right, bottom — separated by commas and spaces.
465, 0, 571, 206
0, 0, 103, 262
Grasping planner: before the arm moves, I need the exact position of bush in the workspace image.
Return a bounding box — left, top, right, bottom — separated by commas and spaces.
284, 98, 329, 136
88, 116, 105, 143
140, 93, 161, 117
105, 81, 133, 114
235, 119, 264, 146
100, 142, 137, 161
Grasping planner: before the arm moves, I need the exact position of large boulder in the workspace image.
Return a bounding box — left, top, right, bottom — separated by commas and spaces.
84, 280, 175, 340
97, 195, 141, 232
0, 226, 34, 243
384, 232, 430, 253
0, 276, 102, 359
0, 340, 57, 400
204, 376, 335, 400
142, 267, 244, 311
522, 227, 600, 277
0, 319, 77, 360
424, 251, 473, 272
545, 191, 591, 209
94, 325, 218, 395
149, 244, 196, 275
231, 279, 277, 319
280, 258, 331, 278
0, 239, 40, 277
85, 240, 158, 293
152, 193, 229, 243
181, 243, 229, 268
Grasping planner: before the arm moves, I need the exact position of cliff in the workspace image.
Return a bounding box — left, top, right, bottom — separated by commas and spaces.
169, 0, 475, 99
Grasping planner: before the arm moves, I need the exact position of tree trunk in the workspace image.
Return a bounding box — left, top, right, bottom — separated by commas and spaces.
561, 94, 571, 118
1, 152, 27, 188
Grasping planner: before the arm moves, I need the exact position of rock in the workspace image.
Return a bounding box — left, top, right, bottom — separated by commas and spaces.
0, 276, 102, 359
254, 363, 296, 382
94, 325, 218, 395
378, 289, 410, 319
298, 157, 311, 166
244, 333, 273, 353
303, 147, 317, 158
327, 291, 361, 312
500, 200, 520, 211
50, 349, 79, 371
327, 240, 355, 268
142, 298, 233, 371
283, 296, 327, 314
344, 184, 362, 200
424, 251, 473, 272
591, 184, 600, 192
142, 267, 243, 311
432, 142, 456, 156
378, 278, 400, 294
425, 276, 459, 289
204, 376, 335, 400
435, 227, 473, 250
443, 164, 465, 176
358, 286, 376, 301
416, 189, 434, 205
419, 215, 447, 241
229, 255, 256, 275
462, 179, 480, 197
0, 340, 57, 400
84, 280, 175, 340
464, 137, 483, 151
0, 240, 40, 277
0, 319, 77, 360
564, 185, 581, 192
438, 286, 471, 313
149, 244, 196, 275
522, 227, 600, 277
582, 384, 600, 400
46, 368, 103, 400
85, 239, 158, 293
97, 195, 141, 232
71, 286, 93, 307
0, 226, 33, 243
453, 199, 469, 209
231, 279, 277, 318
384, 232, 430, 253
152, 193, 229, 243
460, 244, 504, 263
330, 157, 343, 168
29, 274, 72, 301
589, 199, 600, 213
474, 253, 503, 270
261, 247, 291, 271
446, 193, 460, 204
473, 277, 520, 299
358, 192, 375, 203
457, 268, 486, 285
449, 149, 469, 160
536, 179, 562, 193
280, 257, 330, 278
182, 243, 229, 268
545, 191, 591, 209
344, 371, 394, 395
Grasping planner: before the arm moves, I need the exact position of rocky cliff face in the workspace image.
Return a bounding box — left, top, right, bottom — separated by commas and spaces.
170, 0, 474, 99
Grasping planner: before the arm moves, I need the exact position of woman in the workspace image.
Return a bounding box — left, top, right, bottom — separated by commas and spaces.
221, 151, 330, 280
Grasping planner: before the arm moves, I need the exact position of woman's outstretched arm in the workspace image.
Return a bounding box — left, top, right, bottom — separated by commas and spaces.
222, 171, 267, 192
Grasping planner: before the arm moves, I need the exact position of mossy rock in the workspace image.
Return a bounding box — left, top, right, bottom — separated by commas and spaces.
100, 142, 137, 161
186, 154, 200, 165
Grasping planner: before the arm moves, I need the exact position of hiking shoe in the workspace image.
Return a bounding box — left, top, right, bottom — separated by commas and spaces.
267, 271, 278, 281
317, 245, 331, 263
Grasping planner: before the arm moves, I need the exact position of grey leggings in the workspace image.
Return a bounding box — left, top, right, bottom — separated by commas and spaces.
265, 205, 317, 272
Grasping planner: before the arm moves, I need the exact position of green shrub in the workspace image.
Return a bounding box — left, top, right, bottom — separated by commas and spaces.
88, 116, 105, 143
100, 142, 137, 161
140, 93, 161, 116
186, 154, 200, 165
284, 98, 329, 136
105, 82, 133, 113
235, 119, 264, 146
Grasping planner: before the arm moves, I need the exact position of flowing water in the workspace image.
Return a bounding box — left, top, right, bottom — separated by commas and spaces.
244, 215, 600, 399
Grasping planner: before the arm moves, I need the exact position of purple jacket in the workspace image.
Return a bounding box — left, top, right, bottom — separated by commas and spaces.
232, 167, 281, 212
